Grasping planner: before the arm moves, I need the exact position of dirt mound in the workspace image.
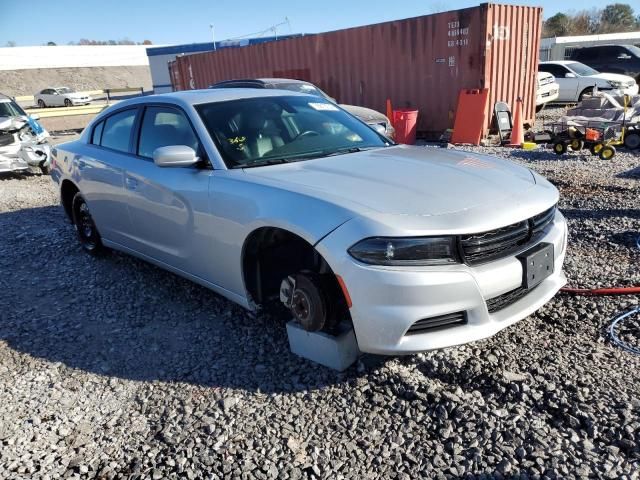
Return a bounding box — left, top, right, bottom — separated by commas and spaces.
0, 66, 152, 97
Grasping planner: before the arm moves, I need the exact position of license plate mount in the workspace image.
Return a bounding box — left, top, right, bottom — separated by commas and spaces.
518, 242, 554, 289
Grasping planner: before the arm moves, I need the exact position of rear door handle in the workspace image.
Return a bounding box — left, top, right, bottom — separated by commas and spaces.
125, 177, 138, 190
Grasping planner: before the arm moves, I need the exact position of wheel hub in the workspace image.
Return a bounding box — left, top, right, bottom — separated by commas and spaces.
291, 290, 311, 322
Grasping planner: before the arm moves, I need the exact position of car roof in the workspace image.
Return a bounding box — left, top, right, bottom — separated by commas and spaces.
101, 88, 314, 111
213, 78, 311, 86
539, 60, 579, 65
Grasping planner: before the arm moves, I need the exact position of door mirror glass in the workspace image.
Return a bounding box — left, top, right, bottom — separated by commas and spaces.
564, 72, 577, 78
153, 145, 198, 167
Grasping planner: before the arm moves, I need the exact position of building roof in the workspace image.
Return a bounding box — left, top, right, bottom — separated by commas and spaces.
541, 31, 640, 48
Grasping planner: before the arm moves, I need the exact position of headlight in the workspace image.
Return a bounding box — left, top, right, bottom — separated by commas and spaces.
348, 237, 460, 266
608, 80, 623, 88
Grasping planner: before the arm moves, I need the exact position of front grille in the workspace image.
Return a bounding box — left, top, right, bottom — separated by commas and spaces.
460, 206, 556, 265
486, 286, 532, 313
405, 311, 467, 335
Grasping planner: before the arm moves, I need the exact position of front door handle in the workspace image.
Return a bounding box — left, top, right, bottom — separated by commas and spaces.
125, 177, 138, 190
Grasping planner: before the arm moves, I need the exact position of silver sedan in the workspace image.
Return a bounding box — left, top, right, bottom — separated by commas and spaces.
50, 89, 567, 354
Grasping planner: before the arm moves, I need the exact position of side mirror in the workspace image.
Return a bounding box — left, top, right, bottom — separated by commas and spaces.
564, 73, 577, 78
30, 114, 40, 121
153, 145, 198, 167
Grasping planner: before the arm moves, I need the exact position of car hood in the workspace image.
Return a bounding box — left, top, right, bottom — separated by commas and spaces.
242, 146, 538, 218
588, 72, 636, 83
340, 104, 389, 124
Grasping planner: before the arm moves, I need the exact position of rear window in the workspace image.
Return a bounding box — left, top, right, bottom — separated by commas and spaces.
100, 109, 137, 153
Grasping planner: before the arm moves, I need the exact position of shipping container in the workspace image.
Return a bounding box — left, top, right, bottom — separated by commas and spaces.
171, 3, 542, 137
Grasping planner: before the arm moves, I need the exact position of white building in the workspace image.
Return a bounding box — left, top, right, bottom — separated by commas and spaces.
540, 31, 640, 61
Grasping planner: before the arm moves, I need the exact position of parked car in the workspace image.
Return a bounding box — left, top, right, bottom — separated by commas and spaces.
536, 71, 559, 111
50, 89, 567, 354
34, 87, 93, 108
0, 93, 51, 174
210, 78, 395, 139
538, 61, 638, 102
570, 44, 640, 84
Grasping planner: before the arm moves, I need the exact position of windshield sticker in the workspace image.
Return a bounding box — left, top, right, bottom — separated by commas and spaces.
309, 102, 339, 111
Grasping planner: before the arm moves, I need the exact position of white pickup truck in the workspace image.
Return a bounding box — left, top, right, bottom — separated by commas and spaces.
536, 71, 560, 112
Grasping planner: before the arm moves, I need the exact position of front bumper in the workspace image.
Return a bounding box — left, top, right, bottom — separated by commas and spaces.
0, 156, 29, 172
536, 84, 559, 105
318, 211, 568, 354
71, 98, 92, 105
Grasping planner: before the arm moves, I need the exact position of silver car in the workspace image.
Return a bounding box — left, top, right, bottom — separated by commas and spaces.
50, 89, 567, 354
35, 87, 93, 108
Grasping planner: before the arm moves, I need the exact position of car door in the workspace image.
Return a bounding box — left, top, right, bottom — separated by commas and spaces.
78, 107, 139, 245
541, 64, 577, 101
40, 89, 55, 105
122, 103, 214, 279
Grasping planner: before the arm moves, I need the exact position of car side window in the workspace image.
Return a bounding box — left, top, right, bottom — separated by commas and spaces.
91, 121, 104, 145
100, 109, 137, 153
540, 64, 565, 77
137, 106, 201, 158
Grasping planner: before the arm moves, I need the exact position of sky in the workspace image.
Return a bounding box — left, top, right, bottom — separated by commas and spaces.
0, 0, 619, 47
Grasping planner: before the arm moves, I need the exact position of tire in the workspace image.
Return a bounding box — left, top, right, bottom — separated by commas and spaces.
40, 165, 50, 175
578, 87, 593, 102
553, 141, 567, 155
71, 193, 104, 255
599, 145, 616, 160
37, 99, 46, 108
623, 131, 640, 150
589, 143, 603, 156
64, 98, 72, 107
569, 138, 584, 151
535, 104, 543, 113
289, 274, 328, 332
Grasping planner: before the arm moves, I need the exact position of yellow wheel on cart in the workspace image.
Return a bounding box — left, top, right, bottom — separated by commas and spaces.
589, 143, 603, 156
599, 145, 616, 160
569, 138, 584, 151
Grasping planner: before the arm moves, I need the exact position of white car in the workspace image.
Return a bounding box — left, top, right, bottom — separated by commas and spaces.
536, 71, 559, 111
34, 87, 93, 108
538, 61, 639, 103
50, 89, 567, 355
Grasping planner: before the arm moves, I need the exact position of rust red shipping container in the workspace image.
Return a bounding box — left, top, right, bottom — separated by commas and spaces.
170, 3, 541, 138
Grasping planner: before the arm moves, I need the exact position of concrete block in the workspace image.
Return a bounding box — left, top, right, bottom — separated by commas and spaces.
286, 321, 360, 371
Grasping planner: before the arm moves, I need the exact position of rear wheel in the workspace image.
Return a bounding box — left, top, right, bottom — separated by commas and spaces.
37, 99, 46, 108
71, 193, 104, 255
589, 143, 604, 156
569, 138, 584, 151
553, 141, 567, 155
599, 145, 616, 160
64, 98, 72, 107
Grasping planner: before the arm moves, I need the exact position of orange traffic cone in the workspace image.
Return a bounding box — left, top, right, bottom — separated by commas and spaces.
509, 97, 524, 147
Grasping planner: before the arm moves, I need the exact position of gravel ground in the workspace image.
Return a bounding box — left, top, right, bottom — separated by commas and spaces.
1, 118, 639, 479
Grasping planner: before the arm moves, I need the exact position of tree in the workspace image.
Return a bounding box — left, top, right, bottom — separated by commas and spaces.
599, 3, 637, 32
142, 40, 153, 45
5, 40, 16, 47
47, 41, 57, 46
544, 13, 571, 37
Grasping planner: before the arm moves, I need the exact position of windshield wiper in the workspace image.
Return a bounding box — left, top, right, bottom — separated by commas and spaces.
232, 158, 292, 169
323, 146, 385, 157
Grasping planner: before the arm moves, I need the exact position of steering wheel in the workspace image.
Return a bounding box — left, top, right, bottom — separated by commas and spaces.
296, 130, 320, 139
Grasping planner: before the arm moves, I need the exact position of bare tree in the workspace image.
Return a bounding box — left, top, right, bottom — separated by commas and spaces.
5, 41, 17, 47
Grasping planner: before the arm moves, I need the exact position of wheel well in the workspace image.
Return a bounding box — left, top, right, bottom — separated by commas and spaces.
242, 227, 349, 317
60, 180, 79, 221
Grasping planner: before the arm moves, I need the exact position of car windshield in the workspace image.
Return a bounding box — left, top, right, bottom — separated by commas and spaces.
196, 95, 391, 168
270, 83, 332, 100
626, 45, 640, 57
566, 62, 599, 76
57, 87, 74, 94
0, 100, 27, 118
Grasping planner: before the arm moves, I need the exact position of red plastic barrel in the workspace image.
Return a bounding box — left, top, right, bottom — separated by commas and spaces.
392, 109, 419, 144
